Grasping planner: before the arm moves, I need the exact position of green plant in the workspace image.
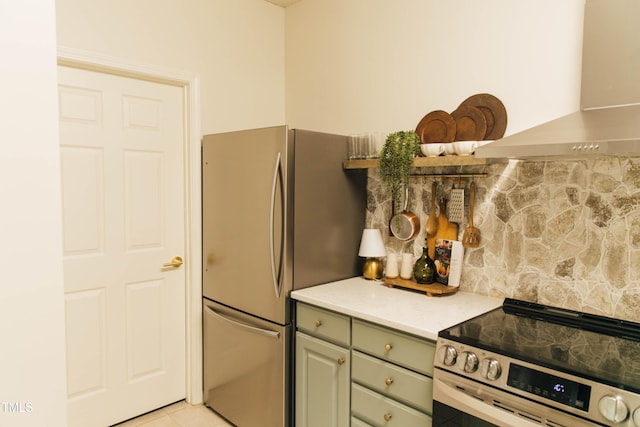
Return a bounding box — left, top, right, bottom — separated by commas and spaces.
379, 130, 421, 212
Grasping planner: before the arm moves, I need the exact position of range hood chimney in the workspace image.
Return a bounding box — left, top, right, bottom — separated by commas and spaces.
475, 0, 640, 160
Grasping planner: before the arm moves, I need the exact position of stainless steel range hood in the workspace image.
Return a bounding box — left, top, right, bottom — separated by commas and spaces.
475, 0, 640, 160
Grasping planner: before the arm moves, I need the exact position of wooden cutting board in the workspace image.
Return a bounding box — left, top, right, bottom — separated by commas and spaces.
428, 199, 458, 259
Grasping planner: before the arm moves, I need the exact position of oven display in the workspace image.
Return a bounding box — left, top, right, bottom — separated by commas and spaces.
507, 364, 591, 411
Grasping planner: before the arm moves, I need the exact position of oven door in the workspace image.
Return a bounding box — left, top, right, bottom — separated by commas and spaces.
433, 400, 497, 427
432, 368, 602, 427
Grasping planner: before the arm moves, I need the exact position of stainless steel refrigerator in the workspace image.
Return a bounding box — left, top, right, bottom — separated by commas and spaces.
202, 126, 366, 426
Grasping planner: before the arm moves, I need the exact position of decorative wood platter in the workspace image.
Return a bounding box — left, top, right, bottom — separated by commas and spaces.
415, 110, 457, 143
382, 277, 458, 297
451, 105, 487, 141
459, 93, 508, 140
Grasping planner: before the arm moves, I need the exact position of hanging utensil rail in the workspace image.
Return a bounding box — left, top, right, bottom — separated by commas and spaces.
408, 173, 487, 179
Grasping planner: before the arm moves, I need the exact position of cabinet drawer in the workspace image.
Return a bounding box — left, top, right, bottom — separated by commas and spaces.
352, 319, 435, 376
351, 383, 432, 427
296, 303, 350, 346
351, 416, 374, 427
352, 351, 433, 414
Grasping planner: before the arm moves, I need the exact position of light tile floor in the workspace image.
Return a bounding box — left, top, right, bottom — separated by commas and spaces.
113, 401, 234, 427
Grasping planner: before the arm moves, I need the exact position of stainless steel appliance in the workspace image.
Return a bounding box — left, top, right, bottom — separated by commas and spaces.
433, 299, 640, 426
475, 0, 640, 160
202, 126, 366, 426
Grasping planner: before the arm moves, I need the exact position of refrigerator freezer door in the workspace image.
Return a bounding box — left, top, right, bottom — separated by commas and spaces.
202, 126, 289, 324
203, 299, 291, 427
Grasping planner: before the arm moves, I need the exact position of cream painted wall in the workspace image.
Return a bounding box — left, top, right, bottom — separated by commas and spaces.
0, 0, 68, 426
55, 0, 286, 134
285, 0, 585, 137
0, 2, 585, 426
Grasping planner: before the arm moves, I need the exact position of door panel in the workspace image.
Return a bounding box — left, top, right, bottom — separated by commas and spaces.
124, 151, 164, 249
295, 332, 350, 427
65, 289, 107, 399
60, 146, 104, 255
58, 65, 186, 427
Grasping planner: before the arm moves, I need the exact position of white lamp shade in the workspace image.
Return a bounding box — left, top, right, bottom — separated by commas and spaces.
358, 229, 387, 257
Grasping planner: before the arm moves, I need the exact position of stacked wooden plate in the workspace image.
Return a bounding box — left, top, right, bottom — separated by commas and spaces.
415, 110, 457, 143
415, 93, 507, 145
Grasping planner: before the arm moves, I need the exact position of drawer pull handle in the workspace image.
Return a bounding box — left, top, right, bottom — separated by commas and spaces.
337, 357, 345, 366
314, 320, 322, 327
384, 344, 393, 351
385, 377, 394, 386
383, 413, 392, 422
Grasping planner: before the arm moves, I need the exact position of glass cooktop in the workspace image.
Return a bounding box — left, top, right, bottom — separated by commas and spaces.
438, 298, 640, 393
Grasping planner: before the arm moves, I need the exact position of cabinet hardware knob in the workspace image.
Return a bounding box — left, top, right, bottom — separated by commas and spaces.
385, 377, 394, 386
337, 357, 345, 365
383, 413, 392, 421
314, 320, 322, 327
384, 344, 393, 351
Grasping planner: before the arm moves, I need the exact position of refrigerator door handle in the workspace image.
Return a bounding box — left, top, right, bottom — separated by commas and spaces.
269, 151, 284, 299
204, 305, 281, 339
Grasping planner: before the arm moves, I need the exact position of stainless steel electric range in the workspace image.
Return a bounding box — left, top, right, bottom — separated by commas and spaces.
433, 298, 640, 427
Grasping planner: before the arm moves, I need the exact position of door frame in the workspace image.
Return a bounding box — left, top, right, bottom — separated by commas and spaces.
57, 46, 203, 404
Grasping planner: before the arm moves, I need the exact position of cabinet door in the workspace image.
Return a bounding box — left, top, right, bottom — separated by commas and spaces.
296, 332, 350, 427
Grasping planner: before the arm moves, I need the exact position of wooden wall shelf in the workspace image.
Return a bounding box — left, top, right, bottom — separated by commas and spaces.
342, 156, 487, 170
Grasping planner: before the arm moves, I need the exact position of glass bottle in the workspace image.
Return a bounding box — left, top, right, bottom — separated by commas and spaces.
413, 244, 436, 284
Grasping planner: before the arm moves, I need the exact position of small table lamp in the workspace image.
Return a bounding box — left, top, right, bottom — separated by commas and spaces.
358, 229, 386, 280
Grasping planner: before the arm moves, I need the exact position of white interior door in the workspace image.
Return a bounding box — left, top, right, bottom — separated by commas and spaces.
58, 65, 186, 427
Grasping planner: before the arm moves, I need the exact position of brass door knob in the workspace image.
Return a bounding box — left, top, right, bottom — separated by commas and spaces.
385, 377, 394, 386
314, 320, 322, 327
383, 413, 392, 421
163, 256, 184, 268
384, 344, 393, 351
337, 357, 345, 366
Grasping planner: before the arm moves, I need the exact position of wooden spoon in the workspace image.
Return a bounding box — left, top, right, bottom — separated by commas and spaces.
426, 181, 438, 238
462, 181, 481, 248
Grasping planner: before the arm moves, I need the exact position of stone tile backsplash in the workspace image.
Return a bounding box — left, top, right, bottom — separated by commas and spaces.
365, 157, 640, 322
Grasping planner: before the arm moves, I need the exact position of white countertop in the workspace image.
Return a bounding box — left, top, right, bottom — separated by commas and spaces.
291, 277, 503, 341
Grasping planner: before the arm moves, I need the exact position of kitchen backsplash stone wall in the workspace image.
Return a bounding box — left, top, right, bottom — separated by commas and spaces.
365, 156, 640, 323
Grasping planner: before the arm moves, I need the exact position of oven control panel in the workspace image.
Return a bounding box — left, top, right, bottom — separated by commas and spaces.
435, 338, 640, 426
436, 342, 506, 382
438, 344, 503, 380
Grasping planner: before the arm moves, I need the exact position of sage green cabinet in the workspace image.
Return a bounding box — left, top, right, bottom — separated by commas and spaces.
297, 302, 350, 347
351, 383, 432, 427
352, 319, 436, 376
351, 416, 374, 427
295, 302, 434, 427
351, 319, 434, 427
295, 304, 351, 427
351, 351, 433, 414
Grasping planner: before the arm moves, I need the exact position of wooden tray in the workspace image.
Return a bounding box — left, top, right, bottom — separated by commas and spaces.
382, 277, 458, 297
